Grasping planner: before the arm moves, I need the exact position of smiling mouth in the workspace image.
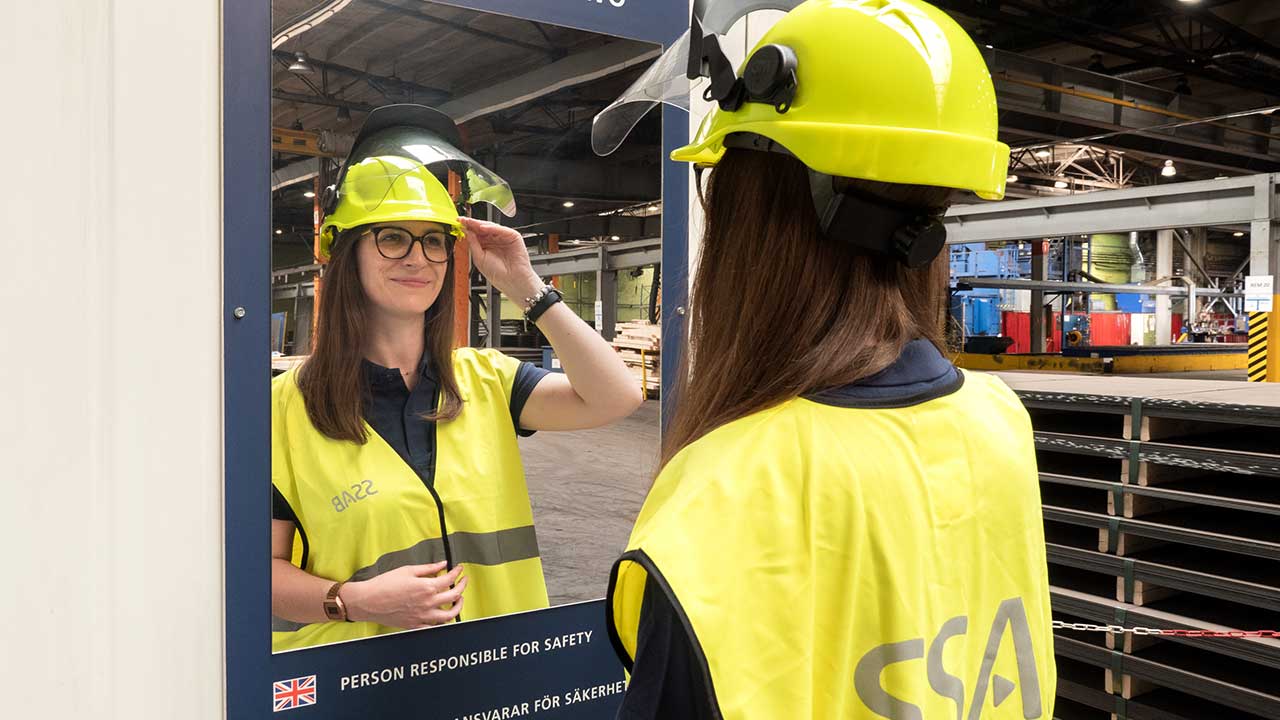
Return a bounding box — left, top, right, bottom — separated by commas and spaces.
392, 278, 430, 288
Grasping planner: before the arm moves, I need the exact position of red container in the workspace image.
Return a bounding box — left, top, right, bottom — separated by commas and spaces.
1089, 312, 1131, 347
999, 311, 1161, 351
1001, 311, 1031, 354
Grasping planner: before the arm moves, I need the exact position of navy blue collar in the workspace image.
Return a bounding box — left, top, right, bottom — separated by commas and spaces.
362, 351, 435, 391
803, 339, 963, 409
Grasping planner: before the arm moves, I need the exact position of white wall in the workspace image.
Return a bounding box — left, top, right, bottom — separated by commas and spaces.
1, 2, 224, 718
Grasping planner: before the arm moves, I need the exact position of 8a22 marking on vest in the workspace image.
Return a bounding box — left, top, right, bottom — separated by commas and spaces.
332, 479, 379, 513
854, 597, 1044, 720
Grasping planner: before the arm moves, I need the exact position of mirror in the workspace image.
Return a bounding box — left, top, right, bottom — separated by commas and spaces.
269, 0, 663, 652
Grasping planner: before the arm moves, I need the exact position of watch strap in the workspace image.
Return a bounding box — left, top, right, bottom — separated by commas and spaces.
525, 285, 563, 323
324, 581, 349, 622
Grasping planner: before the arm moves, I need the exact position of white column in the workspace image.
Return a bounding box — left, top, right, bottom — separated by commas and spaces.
3, 1, 223, 717
1156, 229, 1175, 345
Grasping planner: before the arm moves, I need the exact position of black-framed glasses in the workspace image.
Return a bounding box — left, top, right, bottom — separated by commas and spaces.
365, 226, 454, 263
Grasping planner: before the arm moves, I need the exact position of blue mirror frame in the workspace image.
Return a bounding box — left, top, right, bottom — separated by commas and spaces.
223, 1, 688, 716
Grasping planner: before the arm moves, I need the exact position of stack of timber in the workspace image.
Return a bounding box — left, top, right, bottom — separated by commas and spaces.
991, 372, 1280, 720
611, 322, 661, 395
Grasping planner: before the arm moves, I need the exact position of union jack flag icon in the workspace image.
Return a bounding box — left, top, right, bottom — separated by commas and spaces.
273, 675, 317, 712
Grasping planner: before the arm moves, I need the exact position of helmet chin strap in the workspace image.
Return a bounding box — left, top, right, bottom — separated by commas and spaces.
721, 133, 949, 268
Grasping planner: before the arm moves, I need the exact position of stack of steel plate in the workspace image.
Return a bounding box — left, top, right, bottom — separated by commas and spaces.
991, 373, 1280, 720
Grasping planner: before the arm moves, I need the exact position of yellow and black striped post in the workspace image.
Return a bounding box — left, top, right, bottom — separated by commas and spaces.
1249, 313, 1270, 382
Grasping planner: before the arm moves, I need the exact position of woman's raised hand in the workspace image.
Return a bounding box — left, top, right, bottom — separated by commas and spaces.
461, 217, 544, 303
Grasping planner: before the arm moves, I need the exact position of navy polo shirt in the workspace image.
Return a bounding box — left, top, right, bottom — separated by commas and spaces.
273, 353, 549, 521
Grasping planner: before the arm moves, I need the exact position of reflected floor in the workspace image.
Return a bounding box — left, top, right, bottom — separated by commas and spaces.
519, 399, 660, 606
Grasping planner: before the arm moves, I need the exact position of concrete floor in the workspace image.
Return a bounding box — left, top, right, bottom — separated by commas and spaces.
518, 400, 660, 606
1140, 369, 1248, 381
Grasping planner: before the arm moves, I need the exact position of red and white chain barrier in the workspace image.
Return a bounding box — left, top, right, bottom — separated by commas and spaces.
1053, 620, 1280, 639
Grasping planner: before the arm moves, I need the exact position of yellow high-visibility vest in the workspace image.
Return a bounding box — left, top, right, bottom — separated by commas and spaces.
273, 348, 548, 652
609, 370, 1055, 718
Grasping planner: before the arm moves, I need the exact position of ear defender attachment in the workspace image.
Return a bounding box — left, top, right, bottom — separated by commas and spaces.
891, 218, 948, 269
706, 43, 793, 112
740, 44, 798, 113
321, 184, 340, 216
695, 28, 798, 114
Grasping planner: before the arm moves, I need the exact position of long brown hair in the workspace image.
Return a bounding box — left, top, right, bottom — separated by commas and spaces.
297, 227, 464, 443
661, 148, 953, 468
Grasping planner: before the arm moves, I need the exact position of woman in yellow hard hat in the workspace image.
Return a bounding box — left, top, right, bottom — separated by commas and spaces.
270, 105, 644, 652
594, 1, 1055, 717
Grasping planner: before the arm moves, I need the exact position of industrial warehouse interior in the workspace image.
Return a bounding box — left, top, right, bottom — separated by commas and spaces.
8, 0, 1280, 717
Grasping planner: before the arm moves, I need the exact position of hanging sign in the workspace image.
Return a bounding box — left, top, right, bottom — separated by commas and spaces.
1246, 275, 1274, 313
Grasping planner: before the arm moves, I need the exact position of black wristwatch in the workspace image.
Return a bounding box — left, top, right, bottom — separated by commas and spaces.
524, 285, 563, 323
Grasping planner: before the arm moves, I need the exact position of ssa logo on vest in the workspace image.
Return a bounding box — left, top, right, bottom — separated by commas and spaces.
332, 479, 379, 513
854, 597, 1044, 720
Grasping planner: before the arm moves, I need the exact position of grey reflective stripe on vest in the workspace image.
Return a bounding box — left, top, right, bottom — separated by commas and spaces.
271, 525, 540, 634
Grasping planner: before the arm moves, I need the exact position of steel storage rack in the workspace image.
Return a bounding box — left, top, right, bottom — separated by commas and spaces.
992, 373, 1280, 720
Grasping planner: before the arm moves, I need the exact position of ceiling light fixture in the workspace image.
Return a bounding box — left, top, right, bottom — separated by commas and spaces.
275, 229, 284, 235
1234, 231, 1245, 237
562, 201, 575, 208
1054, 180, 1069, 189
1161, 160, 1176, 177
1035, 149, 1052, 159
288, 52, 315, 74
336, 106, 352, 123
303, 190, 316, 199
272, 0, 354, 49
1006, 174, 1019, 183
610, 235, 621, 241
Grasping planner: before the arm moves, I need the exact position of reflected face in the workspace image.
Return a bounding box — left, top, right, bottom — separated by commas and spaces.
356, 221, 451, 319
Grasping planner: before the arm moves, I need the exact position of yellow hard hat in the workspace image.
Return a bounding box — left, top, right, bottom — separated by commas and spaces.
674, 0, 1009, 200
317, 105, 518, 261
317, 155, 462, 262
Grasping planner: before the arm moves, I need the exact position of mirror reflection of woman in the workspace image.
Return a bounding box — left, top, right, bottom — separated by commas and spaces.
270, 106, 643, 652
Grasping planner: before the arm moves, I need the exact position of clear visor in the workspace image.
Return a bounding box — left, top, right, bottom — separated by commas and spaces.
592, 32, 700, 157
348, 126, 517, 217
591, 0, 803, 156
